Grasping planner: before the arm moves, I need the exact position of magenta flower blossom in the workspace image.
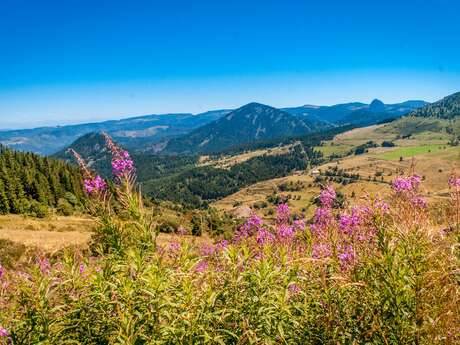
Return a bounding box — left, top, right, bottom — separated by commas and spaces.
374, 200, 390, 214
256, 228, 275, 245
312, 243, 332, 259
216, 240, 229, 251
319, 186, 336, 208
112, 154, 134, 178
235, 214, 263, 241
177, 226, 188, 235
277, 224, 295, 239
0, 327, 9, 337
338, 245, 356, 269
200, 244, 216, 256
288, 283, 301, 295
79, 263, 85, 274
339, 207, 363, 234
392, 174, 421, 193
293, 219, 306, 232
0, 264, 4, 280
411, 196, 427, 208
37, 257, 51, 274
448, 176, 460, 188
84, 175, 107, 195
168, 242, 181, 252
276, 203, 291, 224
195, 260, 208, 273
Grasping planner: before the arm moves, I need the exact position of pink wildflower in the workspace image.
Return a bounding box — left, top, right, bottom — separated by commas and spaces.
392, 174, 421, 193
338, 245, 356, 269
293, 219, 306, 232
168, 242, 181, 252
111, 155, 134, 178
0, 327, 8, 337
0, 264, 4, 280
288, 283, 301, 295
312, 243, 332, 259
200, 244, 216, 256
276, 203, 291, 224
411, 196, 427, 208
319, 186, 336, 208
256, 228, 275, 245
195, 260, 208, 273
79, 263, 85, 274
277, 224, 295, 239
374, 200, 390, 214
84, 175, 107, 195
37, 257, 51, 275
448, 176, 460, 188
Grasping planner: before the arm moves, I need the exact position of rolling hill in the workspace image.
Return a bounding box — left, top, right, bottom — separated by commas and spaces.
162, 102, 328, 154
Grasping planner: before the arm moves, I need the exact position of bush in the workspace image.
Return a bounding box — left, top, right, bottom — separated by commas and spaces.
57, 198, 74, 216
28, 200, 49, 218
382, 140, 396, 147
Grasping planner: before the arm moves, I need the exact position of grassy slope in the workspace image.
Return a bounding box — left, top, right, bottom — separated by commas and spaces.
212, 118, 460, 219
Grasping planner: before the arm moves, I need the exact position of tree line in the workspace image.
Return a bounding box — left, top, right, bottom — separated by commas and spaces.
0, 145, 85, 217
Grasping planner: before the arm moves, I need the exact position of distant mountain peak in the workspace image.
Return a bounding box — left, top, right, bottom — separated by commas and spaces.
369, 99, 385, 111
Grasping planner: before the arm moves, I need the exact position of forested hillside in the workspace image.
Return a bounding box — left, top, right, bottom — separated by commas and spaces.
410, 91, 460, 119
0, 145, 84, 216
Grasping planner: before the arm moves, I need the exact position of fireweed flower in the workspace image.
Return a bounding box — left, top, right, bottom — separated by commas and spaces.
392, 174, 421, 193
288, 283, 301, 295
79, 263, 85, 274
312, 243, 332, 259
293, 219, 306, 232
0, 264, 4, 279
276, 203, 291, 224
37, 257, 51, 274
319, 186, 336, 208
234, 214, 263, 241
216, 240, 229, 251
84, 175, 107, 195
411, 196, 427, 208
0, 327, 8, 337
195, 260, 208, 273
338, 245, 356, 269
374, 199, 390, 214
448, 176, 460, 188
256, 228, 275, 245
102, 132, 135, 178
277, 224, 295, 239
200, 244, 216, 256
111, 154, 134, 178
168, 242, 181, 252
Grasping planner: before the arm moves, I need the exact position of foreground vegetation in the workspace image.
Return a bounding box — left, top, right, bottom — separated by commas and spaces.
0, 135, 459, 344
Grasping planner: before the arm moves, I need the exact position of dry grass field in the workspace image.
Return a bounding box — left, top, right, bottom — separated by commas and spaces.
0, 214, 213, 254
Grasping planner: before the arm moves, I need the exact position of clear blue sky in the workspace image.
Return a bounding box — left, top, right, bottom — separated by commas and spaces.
0, 0, 459, 128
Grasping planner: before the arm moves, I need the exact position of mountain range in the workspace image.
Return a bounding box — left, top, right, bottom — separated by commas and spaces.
162, 102, 327, 154
0, 99, 427, 155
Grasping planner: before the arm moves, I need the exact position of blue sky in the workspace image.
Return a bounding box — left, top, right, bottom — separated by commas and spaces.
0, 0, 459, 128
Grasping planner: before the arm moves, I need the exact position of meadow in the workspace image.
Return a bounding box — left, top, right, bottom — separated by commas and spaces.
0, 134, 459, 344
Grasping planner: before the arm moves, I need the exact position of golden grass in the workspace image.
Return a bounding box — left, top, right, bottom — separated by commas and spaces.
0, 214, 213, 252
